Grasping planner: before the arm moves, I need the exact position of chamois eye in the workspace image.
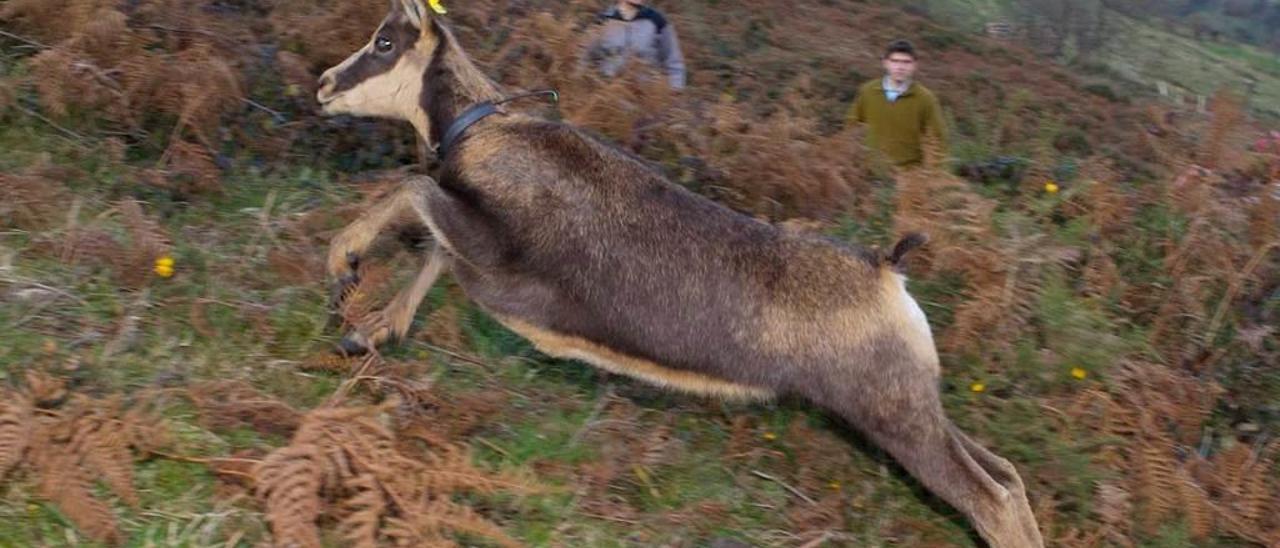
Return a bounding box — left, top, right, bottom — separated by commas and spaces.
375, 36, 394, 53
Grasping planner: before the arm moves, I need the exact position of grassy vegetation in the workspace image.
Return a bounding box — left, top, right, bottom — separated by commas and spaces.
1, 0, 1278, 546
915, 0, 1280, 119
1096, 14, 1280, 118
0, 121, 977, 547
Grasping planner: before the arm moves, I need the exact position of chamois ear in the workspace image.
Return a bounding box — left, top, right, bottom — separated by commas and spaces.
398, 0, 428, 28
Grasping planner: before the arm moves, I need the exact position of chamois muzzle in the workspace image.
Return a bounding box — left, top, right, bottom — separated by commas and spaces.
315, 72, 337, 110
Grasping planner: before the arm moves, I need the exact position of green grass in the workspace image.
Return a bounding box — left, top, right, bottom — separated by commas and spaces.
918, 0, 1018, 31
1201, 41, 1280, 78
2, 24, 1272, 544
1096, 14, 1280, 117
914, 1, 1280, 118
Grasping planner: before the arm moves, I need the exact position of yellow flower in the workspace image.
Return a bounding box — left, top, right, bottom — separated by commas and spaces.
970, 382, 986, 393
762, 431, 777, 441
1070, 367, 1087, 380
1044, 181, 1060, 194
154, 255, 175, 278
428, 0, 447, 14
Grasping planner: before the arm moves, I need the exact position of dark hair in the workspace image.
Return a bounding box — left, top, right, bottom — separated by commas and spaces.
884, 39, 916, 59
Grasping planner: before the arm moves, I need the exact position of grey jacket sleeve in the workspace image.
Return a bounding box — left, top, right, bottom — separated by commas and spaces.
580, 31, 603, 72
656, 24, 686, 90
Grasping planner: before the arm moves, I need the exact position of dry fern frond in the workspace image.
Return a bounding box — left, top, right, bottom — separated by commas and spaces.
118, 198, 171, 257
70, 406, 139, 507
24, 369, 68, 408
1201, 89, 1245, 169
1215, 442, 1277, 529
1235, 469, 1273, 531
155, 139, 222, 195
640, 422, 675, 468
387, 498, 522, 548
0, 391, 33, 482
34, 436, 122, 546
241, 401, 532, 547
254, 444, 325, 548
416, 444, 537, 496
120, 406, 171, 456
188, 381, 301, 438
381, 520, 456, 548
269, 0, 387, 65
111, 198, 173, 288
267, 246, 325, 286
29, 46, 109, 117
1133, 430, 1180, 532
419, 300, 466, 350
338, 263, 396, 333
57, 227, 120, 269
384, 497, 522, 548
397, 389, 505, 447
337, 473, 387, 548
206, 451, 261, 486
0, 172, 69, 231
1177, 471, 1215, 540
1216, 505, 1274, 546
189, 298, 218, 339
0, 377, 175, 543
1214, 441, 1255, 499
1247, 190, 1279, 252
1093, 482, 1134, 546
299, 352, 362, 374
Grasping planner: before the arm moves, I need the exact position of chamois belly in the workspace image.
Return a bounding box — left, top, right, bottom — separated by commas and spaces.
495, 315, 773, 401
442, 221, 905, 399
445, 260, 770, 399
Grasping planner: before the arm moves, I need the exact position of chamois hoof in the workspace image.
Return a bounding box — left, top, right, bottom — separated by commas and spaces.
329, 271, 360, 309
336, 335, 370, 357
324, 273, 360, 332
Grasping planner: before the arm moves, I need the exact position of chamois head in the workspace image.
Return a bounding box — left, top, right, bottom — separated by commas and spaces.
316, 0, 502, 147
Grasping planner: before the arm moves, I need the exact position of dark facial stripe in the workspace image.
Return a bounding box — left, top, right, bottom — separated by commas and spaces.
330, 13, 421, 95
420, 18, 459, 147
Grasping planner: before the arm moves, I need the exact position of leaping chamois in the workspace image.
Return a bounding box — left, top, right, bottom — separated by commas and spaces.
315, 1, 1044, 545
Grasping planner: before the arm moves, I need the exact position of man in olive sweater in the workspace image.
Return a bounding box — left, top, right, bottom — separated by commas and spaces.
847, 40, 948, 168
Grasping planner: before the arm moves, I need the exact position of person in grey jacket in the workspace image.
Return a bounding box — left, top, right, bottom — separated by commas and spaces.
583, 0, 687, 90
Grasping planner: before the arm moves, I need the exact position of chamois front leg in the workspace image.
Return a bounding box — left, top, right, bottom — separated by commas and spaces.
327, 182, 425, 312
339, 243, 450, 356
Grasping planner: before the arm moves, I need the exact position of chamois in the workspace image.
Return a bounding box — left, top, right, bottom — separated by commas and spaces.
315, 1, 1044, 545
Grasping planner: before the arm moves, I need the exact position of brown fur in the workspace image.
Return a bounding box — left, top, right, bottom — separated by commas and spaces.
499, 315, 772, 401
317, 2, 1044, 546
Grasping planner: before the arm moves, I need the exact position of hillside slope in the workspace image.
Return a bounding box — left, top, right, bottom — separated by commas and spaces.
1, 0, 1277, 546
915, 0, 1280, 119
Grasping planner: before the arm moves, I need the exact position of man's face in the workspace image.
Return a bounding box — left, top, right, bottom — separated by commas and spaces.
883, 52, 917, 83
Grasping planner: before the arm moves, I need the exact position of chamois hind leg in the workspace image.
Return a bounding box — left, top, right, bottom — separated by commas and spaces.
818, 380, 1044, 548
339, 243, 449, 356
948, 423, 1042, 546
327, 182, 424, 311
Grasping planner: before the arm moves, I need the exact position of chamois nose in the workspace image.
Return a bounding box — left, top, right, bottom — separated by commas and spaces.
316, 73, 336, 103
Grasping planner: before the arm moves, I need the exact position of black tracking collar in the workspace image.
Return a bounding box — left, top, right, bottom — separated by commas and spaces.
438, 101, 499, 159
436, 90, 559, 159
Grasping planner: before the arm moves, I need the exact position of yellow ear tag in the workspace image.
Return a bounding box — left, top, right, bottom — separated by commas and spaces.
428, 0, 447, 14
